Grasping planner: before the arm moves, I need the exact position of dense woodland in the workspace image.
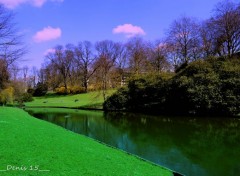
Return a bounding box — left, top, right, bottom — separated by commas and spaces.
0, 1, 240, 116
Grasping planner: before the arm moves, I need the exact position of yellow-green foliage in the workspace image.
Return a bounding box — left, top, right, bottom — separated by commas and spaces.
69, 85, 86, 94
88, 84, 99, 92
0, 87, 14, 105
55, 86, 70, 94
55, 86, 86, 94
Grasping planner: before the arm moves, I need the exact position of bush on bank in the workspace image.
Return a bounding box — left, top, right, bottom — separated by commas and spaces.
104, 58, 240, 116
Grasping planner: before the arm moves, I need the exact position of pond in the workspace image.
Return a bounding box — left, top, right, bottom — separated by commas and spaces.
25, 108, 240, 176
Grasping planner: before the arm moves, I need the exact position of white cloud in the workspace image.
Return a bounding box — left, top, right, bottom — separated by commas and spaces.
44, 48, 55, 56
33, 0, 47, 7
33, 26, 61, 43
0, 0, 63, 9
0, 0, 26, 9
113, 24, 146, 38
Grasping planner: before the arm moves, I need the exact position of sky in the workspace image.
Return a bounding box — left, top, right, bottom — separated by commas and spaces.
0, 0, 234, 68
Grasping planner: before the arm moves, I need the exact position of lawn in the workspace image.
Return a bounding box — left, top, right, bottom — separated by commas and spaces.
24, 90, 115, 109
0, 107, 173, 176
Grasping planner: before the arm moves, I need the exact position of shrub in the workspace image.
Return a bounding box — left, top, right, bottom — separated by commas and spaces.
167, 59, 240, 116
103, 87, 129, 110
0, 87, 14, 105
164, 61, 220, 115
33, 82, 48, 96
27, 88, 35, 95
88, 85, 97, 92
104, 75, 171, 112
55, 87, 70, 95
55, 86, 88, 95
20, 93, 33, 102
69, 86, 86, 94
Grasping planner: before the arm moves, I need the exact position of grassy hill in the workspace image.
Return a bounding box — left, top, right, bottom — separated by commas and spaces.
25, 90, 115, 109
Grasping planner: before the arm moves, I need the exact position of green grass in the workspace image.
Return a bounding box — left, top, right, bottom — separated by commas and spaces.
0, 107, 173, 176
25, 90, 115, 109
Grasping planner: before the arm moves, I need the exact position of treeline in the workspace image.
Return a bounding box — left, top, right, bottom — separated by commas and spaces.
36, 0, 240, 98
37, 39, 170, 100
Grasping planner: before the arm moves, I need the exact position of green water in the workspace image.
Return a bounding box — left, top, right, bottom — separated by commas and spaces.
25, 108, 240, 176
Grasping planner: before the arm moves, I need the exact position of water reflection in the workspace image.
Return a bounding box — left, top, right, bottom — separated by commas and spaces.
26, 108, 240, 176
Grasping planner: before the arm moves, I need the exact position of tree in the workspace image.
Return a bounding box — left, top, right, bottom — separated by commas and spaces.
0, 87, 14, 105
74, 41, 96, 92
210, 0, 240, 58
46, 45, 74, 93
126, 37, 149, 75
22, 65, 28, 83
166, 16, 201, 70
40, 63, 61, 90
0, 59, 9, 89
94, 40, 120, 100
30, 66, 38, 88
149, 40, 170, 74
33, 82, 48, 97
24, 66, 38, 89
38, 67, 47, 84
199, 20, 216, 57
10, 64, 20, 81
0, 5, 26, 90
113, 42, 128, 87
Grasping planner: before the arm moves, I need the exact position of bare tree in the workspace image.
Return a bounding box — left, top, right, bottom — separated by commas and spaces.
199, 20, 217, 57
65, 44, 75, 86
94, 40, 120, 100
210, 0, 240, 58
45, 63, 62, 89
166, 16, 201, 69
24, 66, 38, 89
126, 37, 149, 75
10, 64, 20, 81
75, 41, 96, 92
31, 66, 38, 87
112, 42, 127, 86
37, 62, 50, 85
149, 40, 170, 74
22, 65, 28, 83
0, 5, 26, 89
46, 45, 74, 93
0, 59, 9, 89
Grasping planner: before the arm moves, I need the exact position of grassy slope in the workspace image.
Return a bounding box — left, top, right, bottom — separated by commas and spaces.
25, 91, 114, 109
0, 107, 173, 176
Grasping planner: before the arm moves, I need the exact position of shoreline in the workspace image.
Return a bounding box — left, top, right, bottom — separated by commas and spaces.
23, 105, 240, 118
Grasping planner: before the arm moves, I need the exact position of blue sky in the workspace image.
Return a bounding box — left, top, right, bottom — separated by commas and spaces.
0, 0, 228, 68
